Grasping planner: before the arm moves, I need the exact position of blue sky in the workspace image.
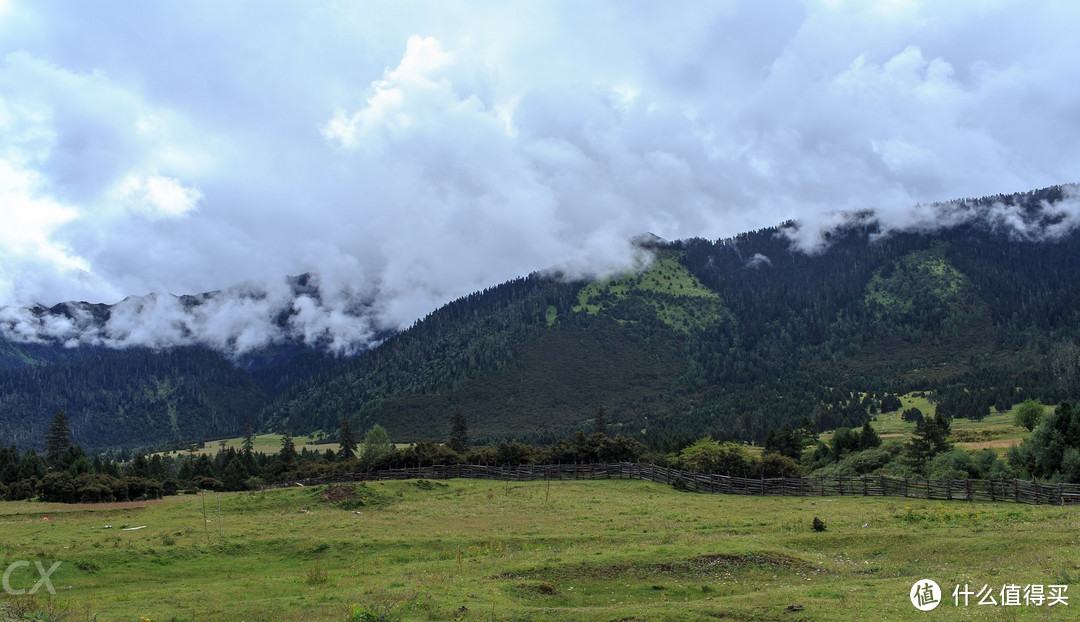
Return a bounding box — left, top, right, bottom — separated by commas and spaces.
1, 0, 1078, 353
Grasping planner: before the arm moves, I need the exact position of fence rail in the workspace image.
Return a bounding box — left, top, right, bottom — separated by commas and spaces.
276, 463, 1080, 506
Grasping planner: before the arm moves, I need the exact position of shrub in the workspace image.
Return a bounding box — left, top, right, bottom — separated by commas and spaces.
759, 453, 803, 478
38, 472, 76, 503
161, 478, 180, 496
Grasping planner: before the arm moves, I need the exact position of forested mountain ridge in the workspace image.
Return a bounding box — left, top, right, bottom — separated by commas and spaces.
267, 184, 1080, 445
3, 184, 1080, 452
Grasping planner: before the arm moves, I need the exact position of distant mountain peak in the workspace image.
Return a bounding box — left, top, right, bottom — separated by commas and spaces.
629, 232, 668, 249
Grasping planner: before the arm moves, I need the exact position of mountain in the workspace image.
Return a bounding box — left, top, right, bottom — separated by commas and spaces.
3, 184, 1080, 452
265, 184, 1080, 446
0, 276, 360, 451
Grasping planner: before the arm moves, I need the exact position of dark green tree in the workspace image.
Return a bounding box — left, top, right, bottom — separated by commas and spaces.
242, 422, 256, 454
829, 427, 861, 458
222, 457, 246, 490
449, 411, 468, 452
1008, 402, 1080, 481
764, 423, 803, 460
906, 414, 952, 473
901, 407, 924, 424
880, 394, 903, 413
592, 405, 608, 437
859, 422, 881, 450
17, 449, 47, 480
44, 411, 72, 471
337, 419, 357, 460
278, 432, 298, 468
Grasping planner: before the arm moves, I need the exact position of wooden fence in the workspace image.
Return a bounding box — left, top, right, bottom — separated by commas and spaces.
278, 462, 1080, 506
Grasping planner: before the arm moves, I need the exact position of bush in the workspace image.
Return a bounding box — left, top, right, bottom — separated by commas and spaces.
162, 478, 180, 496
759, 453, 803, 478
672, 438, 755, 477
196, 476, 223, 491
143, 479, 163, 499
8, 479, 35, 501
74, 473, 117, 503
38, 472, 76, 503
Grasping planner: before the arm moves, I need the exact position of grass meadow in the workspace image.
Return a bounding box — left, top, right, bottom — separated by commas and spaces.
2, 478, 1079, 621
824, 392, 1036, 456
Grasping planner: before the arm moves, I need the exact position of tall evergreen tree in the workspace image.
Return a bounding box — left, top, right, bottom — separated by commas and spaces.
337, 419, 357, 460
859, 421, 881, 449
449, 411, 468, 452
242, 422, 255, 455
44, 411, 72, 471
592, 405, 608, 437
279, 432, 298, 468
906, 414, 952, 473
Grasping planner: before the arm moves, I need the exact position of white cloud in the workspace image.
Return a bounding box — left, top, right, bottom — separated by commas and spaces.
0, 0, 1078, 355
111, 174, 202, 219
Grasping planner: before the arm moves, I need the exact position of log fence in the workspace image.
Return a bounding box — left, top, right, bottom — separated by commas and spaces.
275, 462, 1080, 506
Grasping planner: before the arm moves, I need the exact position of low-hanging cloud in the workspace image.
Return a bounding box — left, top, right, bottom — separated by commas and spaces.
1, 1, 1079, 356
0, 274, 382, 356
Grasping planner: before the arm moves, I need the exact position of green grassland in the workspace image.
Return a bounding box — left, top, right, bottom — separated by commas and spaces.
156, 434, 340, 458
573, 252, 734, 333
2, 479, 1078, 621
817, 393, 1035, 457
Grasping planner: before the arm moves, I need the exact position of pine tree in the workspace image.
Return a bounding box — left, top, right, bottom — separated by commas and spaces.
44, 411, 72, 471
242, 422, 255, 455
859, 421, 881, 449
592, 405, 608, 437
906, 414, 952, 473
449, 411, 468, 452
279, 432, 298, 468
337, 419, 357, 460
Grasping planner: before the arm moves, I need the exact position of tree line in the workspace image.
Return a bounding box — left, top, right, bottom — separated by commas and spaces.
13, 394, 1080, 504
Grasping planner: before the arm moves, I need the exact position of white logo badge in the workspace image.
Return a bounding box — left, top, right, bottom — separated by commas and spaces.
910, 579, 942, 611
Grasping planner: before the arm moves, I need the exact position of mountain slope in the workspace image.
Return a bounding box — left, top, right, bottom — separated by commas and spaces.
267, 184, 1080, 444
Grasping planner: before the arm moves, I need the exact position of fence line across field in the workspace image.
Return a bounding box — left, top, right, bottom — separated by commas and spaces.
273, 462, 1080, 506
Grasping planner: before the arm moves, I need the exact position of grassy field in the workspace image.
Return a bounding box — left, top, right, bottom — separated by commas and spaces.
2, 478, 1078, 621
156, 434, 340, 459
820, 393, 1038, 456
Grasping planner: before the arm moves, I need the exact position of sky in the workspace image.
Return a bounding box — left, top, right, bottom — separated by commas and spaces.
1, 0, 1079, 355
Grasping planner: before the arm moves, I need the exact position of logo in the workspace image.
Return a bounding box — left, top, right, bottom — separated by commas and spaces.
911, 579, 942, 611
2, 561, 62, 595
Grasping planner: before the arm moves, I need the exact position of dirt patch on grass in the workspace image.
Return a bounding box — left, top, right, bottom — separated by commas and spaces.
516, 581, 559, 596
952, 428, 1015, 443
956, 439, 1020, 450
502, 551, 811, 581
322, 485, 359, 503
316, 483, 386, 510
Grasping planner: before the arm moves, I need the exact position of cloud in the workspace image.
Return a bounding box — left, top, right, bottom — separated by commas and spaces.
746, 253, 772, 269
1, 1, 1079, 355
0, 275, 381, 356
